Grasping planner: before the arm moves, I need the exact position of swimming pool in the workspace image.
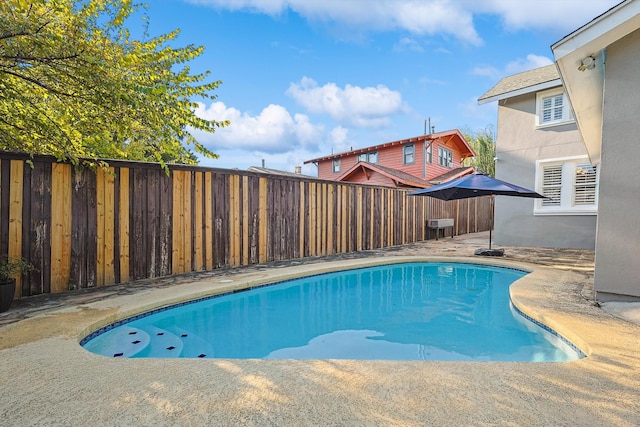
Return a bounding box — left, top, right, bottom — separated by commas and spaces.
81, 262, 584, 361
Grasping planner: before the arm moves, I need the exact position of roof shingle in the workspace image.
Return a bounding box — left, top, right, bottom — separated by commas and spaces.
478, 64, 560, 103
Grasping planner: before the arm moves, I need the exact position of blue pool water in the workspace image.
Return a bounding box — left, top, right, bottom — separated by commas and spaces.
82, 262, 584, 361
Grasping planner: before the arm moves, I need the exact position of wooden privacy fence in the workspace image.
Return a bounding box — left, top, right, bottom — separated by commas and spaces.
0, 153, 492, 299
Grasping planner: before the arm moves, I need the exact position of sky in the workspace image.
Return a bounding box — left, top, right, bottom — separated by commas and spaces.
144, 0, 622, 175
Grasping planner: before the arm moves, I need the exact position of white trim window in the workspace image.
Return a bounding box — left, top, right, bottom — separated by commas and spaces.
332, 158, 341, 173
535, 156, 598, 215
403, 144, 415, 164
357, 151, 378, 164
536, 88, 574, 127
425, 144, 432, 164
438, 146, 453, 168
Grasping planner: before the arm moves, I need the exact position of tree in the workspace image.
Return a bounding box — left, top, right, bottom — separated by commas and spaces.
0, 0, 228, 168
462, 126, 496, 177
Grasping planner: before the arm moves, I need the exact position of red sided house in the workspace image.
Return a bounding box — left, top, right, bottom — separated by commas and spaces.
304, 129, 476, 188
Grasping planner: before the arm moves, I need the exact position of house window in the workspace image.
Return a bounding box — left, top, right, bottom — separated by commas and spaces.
425, 144, 432, 163
438, 147, 453, 168
536, 88, 573, 127
332, 159, 341, 173
403, 144, 415, 164
535, 157, 598, 215
357, 151, 378, 163
368, 151, 378, 163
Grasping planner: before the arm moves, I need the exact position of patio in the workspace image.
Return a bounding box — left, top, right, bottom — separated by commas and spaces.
1, 232, 639, 426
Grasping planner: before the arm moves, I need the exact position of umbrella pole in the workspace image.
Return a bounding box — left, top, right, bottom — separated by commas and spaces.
489, 196, 494, 250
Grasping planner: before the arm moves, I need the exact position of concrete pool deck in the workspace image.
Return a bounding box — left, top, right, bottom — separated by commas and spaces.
1, 232, 639, 426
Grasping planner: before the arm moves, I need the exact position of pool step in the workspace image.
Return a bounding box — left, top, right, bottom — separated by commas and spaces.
84, 325, 151, 358
137, 326, 184, 358
164, 325, 214, 358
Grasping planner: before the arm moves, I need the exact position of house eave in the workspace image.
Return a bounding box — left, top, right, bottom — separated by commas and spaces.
477, 79, 562, 105
303, 129, 473, 164
551, 0, 640, 166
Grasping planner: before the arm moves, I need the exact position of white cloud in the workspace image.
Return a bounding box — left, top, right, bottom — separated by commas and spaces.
187, 0, 482, 45
418, 76, 446, 87
473, 53, 553, 80
192, 101, 324, 153
504, 54, 553, 74
471, 65, 501, 80
434, 47, 452, 55
191, 102, 359, 174
328, 126, 351, 153
187, 0, 621, 46
188, 0, 287, 15
286, 77, 406, 128
393, 37, 424, 53
472, 0, 622, 32
460, 96, 497, 124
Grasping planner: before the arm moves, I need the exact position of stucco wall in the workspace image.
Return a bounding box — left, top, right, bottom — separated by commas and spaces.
593, 28, 640, 300
493, 91, 596, 249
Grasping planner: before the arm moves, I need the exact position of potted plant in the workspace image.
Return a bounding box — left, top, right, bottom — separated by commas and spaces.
0, 257, 34, 313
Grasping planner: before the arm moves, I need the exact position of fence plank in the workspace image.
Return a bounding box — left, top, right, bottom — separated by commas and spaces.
8, 161, 23, 297
131, 168, 147, 279
194, 172, 204, 270
158, 171, 172, 276
28, 161, 52, 295
308, 182, 316, 257
242, 175, 249, 265
103, 168, 115, 286
50, 163, 71, 293
172, 170, 185, 274
258, 177, 267, 263
298, 181, 305, 258
118, 168, 130, 283
205, 172, 213, 269
149, 169, 160, 277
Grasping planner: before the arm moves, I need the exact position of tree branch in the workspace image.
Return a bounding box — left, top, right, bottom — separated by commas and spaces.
0, 68, 77, 97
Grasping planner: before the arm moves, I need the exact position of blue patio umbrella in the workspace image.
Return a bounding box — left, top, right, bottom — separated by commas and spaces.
409, 173, 544, 255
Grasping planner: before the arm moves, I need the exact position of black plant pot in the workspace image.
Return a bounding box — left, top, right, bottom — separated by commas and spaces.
0, 278, 16, 312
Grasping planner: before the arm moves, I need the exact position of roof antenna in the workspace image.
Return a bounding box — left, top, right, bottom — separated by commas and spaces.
424, 117, 434, 135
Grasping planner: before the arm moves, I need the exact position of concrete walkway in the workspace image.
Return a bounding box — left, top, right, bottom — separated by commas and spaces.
1, 232, 639, 426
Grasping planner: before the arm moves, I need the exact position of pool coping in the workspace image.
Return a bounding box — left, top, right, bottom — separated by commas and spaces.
1, 245, 640, 426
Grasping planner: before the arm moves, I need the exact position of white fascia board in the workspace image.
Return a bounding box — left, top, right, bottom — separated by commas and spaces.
552, 0, 640, 60
477, 79, 562, 105
552, 0, 640, 166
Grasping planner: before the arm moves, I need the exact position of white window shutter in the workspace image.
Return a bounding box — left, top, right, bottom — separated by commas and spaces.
574, 163, 597, 205
553, 95, 564, 120
542, 97, 553, 122
542, 164, 562, 206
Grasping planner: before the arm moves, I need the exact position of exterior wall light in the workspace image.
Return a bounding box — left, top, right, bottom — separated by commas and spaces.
578, 55, 596, 71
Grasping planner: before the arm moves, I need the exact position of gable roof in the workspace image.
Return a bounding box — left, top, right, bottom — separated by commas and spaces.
428, 166, 476, 185
552, 0, 640, 165
304, 129, 475, 164
337, 162, 475, 189
337, 162, 431, 188
477, 64, 561, 105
